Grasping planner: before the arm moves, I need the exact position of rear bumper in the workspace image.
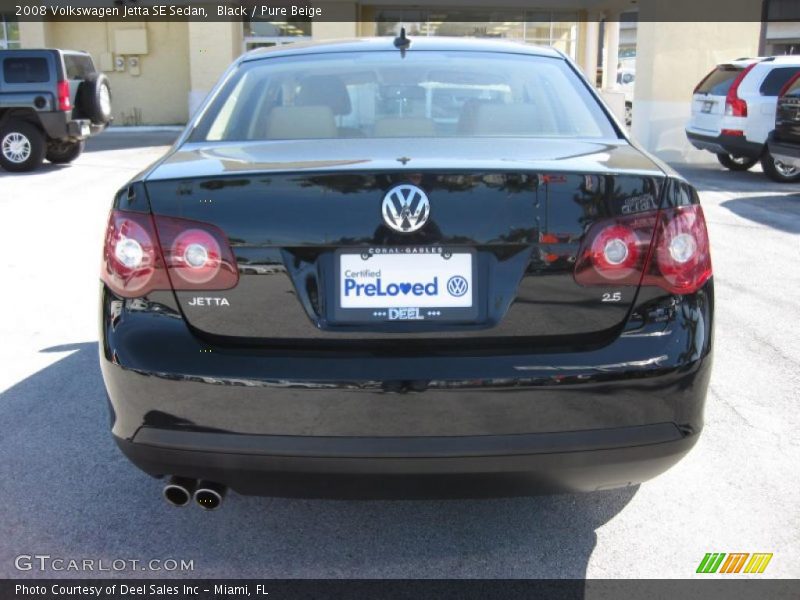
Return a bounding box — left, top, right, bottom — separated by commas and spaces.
37, 112, 106, 140
767, 134, 800, 169
100, 281, 713, 495
685, 129, 763, 158
117, 425, 698, 496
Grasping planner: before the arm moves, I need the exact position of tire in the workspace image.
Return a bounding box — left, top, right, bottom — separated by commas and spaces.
0, 120, 46, 172
46, 139, 85, 164
760, 151, 800, 183
75, 73, 112, 125
716, 153, 758, 171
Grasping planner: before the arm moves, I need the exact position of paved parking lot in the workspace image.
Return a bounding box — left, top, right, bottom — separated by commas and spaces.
0, 131, 798, 579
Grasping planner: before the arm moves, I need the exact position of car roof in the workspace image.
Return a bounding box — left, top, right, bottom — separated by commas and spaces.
0, 48, 90, 56
240, 36, 562, 63
720, 56, 800, 68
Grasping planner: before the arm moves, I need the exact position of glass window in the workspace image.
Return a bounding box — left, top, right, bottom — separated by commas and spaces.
1, 14, 21, 49
193, 51, 617, 142
695, 65, 743, 96
374, 9, 578, 59
782, 74, 800, 97
64, 54, 95, 80
242, 17, 311, 52
3, 57, 49, 83
759, 67, 800, 96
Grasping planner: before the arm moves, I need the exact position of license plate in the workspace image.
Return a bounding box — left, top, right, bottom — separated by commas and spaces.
701, 100, 715, 113
333, 249, 478, 323
80, 122, 91, 136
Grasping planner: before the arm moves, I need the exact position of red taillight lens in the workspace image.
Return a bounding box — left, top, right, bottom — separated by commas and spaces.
101, 210, 238, 297
645, 205, 712, 294
101, 211, 168, 297
574, 214, 657, 287
725, 97, 748, 117
575, 205, 712, 295
155, 217, 238, 290
56, 80, 71, 111
724, 63, 756, 118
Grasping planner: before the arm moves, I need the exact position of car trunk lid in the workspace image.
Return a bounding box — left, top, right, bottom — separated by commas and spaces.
143, 138, 665, 347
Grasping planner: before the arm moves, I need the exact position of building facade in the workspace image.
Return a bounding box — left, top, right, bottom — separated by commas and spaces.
8, 1, 796, 159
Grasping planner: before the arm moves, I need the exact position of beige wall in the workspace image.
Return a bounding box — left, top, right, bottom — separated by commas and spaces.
632, 14, 761, 161
25, 21, 191, 125
17, 21, 52, 48
313, 21, 359, 40
187, 21, 241, 117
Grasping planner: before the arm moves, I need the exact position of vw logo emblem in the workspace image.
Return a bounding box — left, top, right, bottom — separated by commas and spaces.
382, 184, 430, 233
447, 276, 469, 297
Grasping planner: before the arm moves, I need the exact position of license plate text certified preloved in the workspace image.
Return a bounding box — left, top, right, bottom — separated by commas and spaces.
339, 252, 473, 309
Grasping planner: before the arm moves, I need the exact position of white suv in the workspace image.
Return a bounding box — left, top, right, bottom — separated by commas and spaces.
685, 56, 800, 182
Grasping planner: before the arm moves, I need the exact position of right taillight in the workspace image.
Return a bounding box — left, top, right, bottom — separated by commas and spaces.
101, 209, 238, 298
575, 205, 712, 295
644, 205, 712, 295
56, 80, 72, 111
724, 63, 756, 118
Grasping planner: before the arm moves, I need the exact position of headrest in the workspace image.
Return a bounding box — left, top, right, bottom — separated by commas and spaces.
265, 106, 337, 139
296, 75, 352, 116
465, 103, 547, 136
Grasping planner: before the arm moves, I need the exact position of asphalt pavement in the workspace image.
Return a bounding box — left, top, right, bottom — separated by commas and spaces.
0, 130, 797, 579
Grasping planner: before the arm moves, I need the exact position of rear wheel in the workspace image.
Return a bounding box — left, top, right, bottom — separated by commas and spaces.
760, 151, 800, 183
0, 120, 46, 172
46, 139, 85, 164
716, 153, 758, 171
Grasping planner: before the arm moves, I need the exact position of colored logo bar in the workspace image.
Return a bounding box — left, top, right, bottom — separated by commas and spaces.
696, 553, 773, 574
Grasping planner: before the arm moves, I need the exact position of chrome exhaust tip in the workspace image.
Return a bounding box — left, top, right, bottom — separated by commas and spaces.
193, 481, 226, 511
162, 476, 196, 507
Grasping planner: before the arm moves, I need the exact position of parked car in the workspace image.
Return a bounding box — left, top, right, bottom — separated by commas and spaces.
767, 72, 800, 171
617, 67, 635, 127
99, 37, 713, 508
685, 56, 800, 182
0, 48, 111, 172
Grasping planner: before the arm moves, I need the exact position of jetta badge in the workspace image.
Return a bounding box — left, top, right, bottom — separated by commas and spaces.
382, 184, 430, 233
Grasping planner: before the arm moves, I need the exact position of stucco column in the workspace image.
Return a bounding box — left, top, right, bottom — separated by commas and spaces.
187, 21, 241, 118
602, 18, 620, 90
582, 17, 600, 85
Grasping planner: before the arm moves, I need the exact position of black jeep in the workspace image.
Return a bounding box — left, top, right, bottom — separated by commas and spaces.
0, 48, 111, 172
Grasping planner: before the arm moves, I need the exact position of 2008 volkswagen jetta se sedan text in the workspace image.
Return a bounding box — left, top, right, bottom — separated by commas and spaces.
99, 37, 713, 509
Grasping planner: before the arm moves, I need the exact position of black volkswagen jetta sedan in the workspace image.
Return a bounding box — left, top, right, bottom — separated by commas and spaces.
99, 37, 713, 508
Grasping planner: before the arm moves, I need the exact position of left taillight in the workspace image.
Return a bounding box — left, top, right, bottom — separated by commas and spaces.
101, 209, 238, 298
56, 80, 71, 111
724, 63, 756, 118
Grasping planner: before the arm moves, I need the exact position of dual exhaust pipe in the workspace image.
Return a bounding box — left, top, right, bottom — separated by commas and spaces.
163, 476, 226, 510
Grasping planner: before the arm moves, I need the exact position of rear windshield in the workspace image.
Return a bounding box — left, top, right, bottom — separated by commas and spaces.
192, 51, 618, 141
63, 54, 95, 80
695, 65, 743, 96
